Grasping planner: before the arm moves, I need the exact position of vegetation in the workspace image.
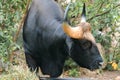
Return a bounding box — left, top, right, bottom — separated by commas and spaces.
0, 0, 120, 79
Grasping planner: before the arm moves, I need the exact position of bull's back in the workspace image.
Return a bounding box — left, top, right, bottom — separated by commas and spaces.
23, 0, 66, 57
23, 0, 64, 47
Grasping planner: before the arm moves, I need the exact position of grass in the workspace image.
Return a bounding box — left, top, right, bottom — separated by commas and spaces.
0, 65, 38, 80
0, 51, 38, 80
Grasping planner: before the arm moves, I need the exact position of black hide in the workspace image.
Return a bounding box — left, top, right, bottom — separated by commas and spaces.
23, 0, 103, 77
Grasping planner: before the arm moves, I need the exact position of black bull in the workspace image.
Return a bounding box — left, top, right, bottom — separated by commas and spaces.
23, 0, 103, 77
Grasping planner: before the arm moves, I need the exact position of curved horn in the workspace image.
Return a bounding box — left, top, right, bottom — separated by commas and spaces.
81, 3, 86, 22
62, 3, 83, 39
63, 3, 71, 22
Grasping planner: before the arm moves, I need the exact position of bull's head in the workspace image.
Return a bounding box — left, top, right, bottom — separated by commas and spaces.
62, 3, 103, 70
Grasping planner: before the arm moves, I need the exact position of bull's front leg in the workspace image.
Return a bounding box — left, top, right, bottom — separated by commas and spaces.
24, 53, 39, 73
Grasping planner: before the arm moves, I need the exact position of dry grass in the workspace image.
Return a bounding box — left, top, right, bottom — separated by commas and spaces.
0, 51, 38, 80
0, 65, 38, 80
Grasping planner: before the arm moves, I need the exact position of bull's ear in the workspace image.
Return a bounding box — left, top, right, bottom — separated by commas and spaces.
81, 3, 86, 23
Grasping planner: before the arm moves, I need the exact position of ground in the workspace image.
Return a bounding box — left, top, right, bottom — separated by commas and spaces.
80, 70, 120, 80
62, 67, 120, 80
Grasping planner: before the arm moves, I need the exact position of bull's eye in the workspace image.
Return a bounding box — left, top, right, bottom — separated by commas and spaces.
81, 41, 92, 49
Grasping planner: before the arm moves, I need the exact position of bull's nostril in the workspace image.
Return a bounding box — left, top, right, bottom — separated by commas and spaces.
96, 57, 103, 65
